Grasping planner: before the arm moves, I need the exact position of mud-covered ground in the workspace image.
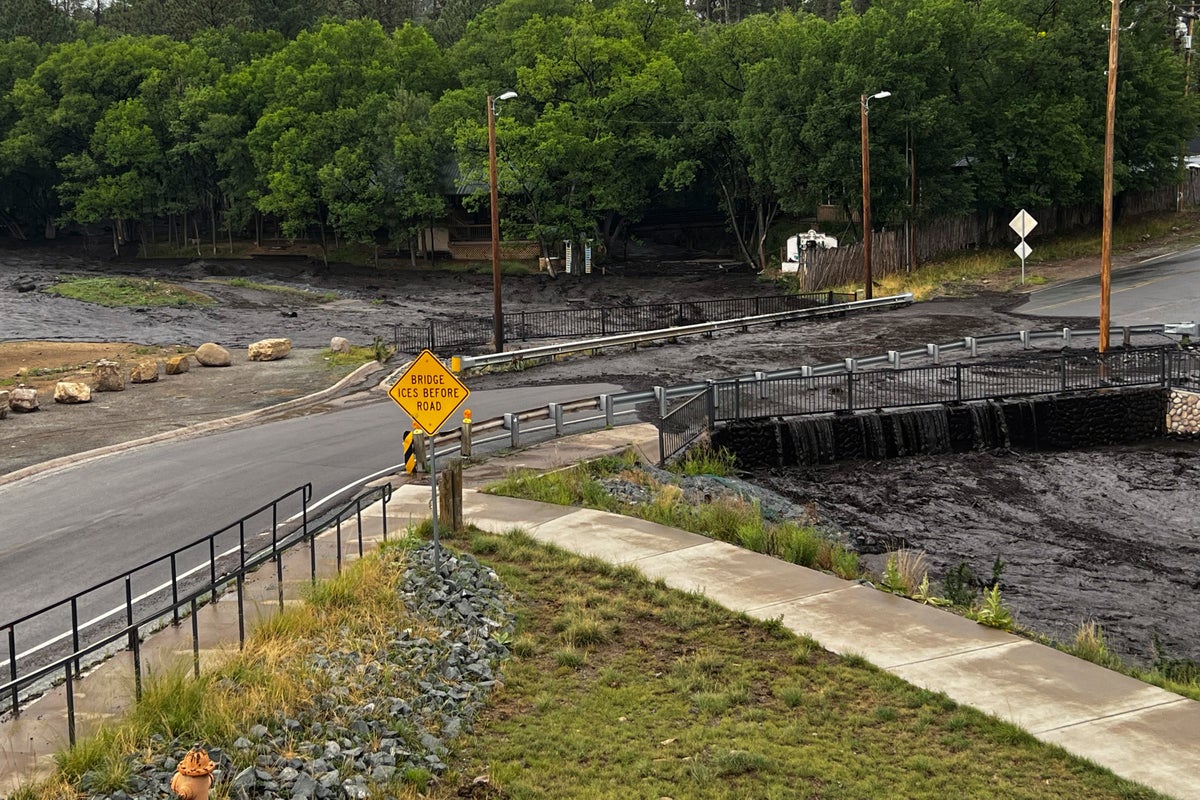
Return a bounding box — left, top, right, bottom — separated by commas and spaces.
750, 442, 1200, 667
2, 242, 1196, 667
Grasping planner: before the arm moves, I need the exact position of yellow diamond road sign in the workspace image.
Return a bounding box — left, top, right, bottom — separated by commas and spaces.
388, 349, 470, 434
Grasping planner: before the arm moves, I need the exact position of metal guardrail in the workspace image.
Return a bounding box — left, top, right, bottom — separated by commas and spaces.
393, 291, 855, 353
457, 293, 914, 371
1, 483, 392, 745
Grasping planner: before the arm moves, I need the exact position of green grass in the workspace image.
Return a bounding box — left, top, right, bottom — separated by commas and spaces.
443, 528, 1166, 799
11, 528, 1169, 800
45, 276, 215, 308
486, 455, 857, 580
203, 276, 337, 303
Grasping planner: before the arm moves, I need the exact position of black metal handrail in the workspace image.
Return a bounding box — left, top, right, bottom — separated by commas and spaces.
710, 347, 1196, 423
657, 347, 1199, 463
391, 291, 853, 353
0, 482, 393, 745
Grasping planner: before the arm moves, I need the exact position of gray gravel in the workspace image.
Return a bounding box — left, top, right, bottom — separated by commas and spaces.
74, 543, 513, 800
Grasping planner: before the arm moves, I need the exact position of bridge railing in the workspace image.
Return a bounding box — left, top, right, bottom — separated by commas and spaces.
708, 347, 1191, 423
0, 483, 392, 746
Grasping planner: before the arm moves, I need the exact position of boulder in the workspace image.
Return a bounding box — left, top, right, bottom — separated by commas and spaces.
93, 359, 126, 392
0, 390, 8, 419
12, 276, 36, 293
130, 359, 160, 383
10, 385, 38, 412
330, 336, 351, 354
54, 381, 92, 404
165, 354, 191, 375
248, 337, 292, 361
195, 343, 231, 367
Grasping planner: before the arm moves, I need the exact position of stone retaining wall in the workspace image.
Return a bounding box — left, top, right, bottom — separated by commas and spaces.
1167, 389, 1200, 437
711, 387, 1169, 468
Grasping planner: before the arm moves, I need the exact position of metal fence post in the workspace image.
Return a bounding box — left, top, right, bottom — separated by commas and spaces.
955, 363, 963, 402
845, 370, 854, 411
8, 625, 18, 717
428, 318, 436, 350
706, 380, 717, 425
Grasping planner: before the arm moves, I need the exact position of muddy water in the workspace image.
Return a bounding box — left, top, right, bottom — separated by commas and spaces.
750, 440, 1200, 666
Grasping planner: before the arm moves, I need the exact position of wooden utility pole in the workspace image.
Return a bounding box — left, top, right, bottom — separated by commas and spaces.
1099, 0, 1120, 354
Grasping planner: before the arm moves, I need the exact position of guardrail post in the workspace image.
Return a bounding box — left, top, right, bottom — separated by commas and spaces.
844, 358, 857, 373
461, 418, 473, 457
965, 337, 978, 357
755, 371, 768, 399
550, 402, 564, 435
1062, 328, 1072, 348
926, 344, 941, 364
655, 386, 667, 417
413, 433, 428, 473
504, 412, 520, 447
887, 351, 901, 369
1123, 327, 1132, 348
801, 366, 813, 378
600, 393, 615, 427
1020, 330, 1031, 349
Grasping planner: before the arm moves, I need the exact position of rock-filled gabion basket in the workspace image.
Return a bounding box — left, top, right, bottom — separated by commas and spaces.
77, 543, 514, 800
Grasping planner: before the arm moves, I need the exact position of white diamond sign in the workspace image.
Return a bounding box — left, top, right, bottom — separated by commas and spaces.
1009, 210, 1037, 239
1014, 241, 1032, 260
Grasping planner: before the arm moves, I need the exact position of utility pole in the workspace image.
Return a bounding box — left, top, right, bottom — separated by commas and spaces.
1182, 3, 1196, 212
1099, 0, 1120, 353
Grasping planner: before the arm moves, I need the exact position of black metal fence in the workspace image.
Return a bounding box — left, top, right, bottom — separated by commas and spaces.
659, 389, 711, 465
1, 482, 392, 745
392, 291, 854, 353
659, 347, 1200, 462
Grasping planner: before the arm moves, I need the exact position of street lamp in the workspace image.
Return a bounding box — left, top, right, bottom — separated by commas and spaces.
861, 90, 891, 300
488, 90, 518, 352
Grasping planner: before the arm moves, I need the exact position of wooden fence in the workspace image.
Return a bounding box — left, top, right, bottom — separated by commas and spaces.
797, 170, 1200, 291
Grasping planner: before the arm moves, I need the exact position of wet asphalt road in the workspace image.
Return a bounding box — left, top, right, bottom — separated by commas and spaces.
1019, 245, 1200, 325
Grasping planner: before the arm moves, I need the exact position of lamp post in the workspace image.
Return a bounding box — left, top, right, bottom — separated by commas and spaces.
488, 90, 517, 352
1099, 2, 1119, 353
860, 90, 891, 300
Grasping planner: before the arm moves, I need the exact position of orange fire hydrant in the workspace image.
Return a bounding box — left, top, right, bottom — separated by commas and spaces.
170, 745, 216, 800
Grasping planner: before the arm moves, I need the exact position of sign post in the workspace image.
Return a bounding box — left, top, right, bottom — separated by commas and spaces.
388, 350, 471, 571
1009, 209, 1038, 285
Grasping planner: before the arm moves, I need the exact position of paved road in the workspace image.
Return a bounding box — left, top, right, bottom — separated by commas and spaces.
0, 382, 619, 670
1018, 246, 1200, 325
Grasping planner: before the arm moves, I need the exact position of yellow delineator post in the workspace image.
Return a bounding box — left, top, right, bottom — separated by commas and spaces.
402, 430, 417, 474
388, 350, 471, 570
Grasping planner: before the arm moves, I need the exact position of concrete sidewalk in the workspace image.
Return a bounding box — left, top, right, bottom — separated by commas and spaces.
3, 423, 1198, 798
